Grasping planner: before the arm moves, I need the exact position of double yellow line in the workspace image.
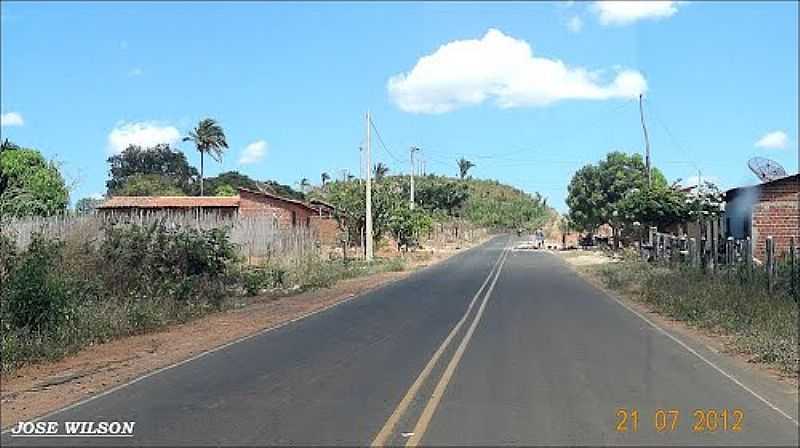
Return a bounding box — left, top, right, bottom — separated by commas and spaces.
371, 240, 512, 447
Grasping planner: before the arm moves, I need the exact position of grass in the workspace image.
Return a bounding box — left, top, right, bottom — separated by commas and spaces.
593, 260, 799, 376
1, 224, 410, 374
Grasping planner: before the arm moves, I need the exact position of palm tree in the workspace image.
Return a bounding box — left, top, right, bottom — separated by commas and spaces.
183, 118, 228, 196
299, 178, 310, 194
321, 172, 330, 186
373, 163, 390, 181
458, 158, 475, 179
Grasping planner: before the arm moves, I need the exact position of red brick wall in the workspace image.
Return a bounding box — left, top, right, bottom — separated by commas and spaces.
752, 177, 799, 260
238, 190, 314, 230
311, 216, 340, 246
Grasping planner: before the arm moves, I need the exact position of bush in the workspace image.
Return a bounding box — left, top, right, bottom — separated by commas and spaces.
2, 234, 77, 330
0, 223, 239, 373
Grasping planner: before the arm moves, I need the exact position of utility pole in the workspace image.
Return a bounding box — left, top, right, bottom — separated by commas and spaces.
639, 94, 652, 188
410, 146, 420, 209
365, 111, 374, 261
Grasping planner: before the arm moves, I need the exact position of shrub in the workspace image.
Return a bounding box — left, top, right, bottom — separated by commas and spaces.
2, 234, 77, 330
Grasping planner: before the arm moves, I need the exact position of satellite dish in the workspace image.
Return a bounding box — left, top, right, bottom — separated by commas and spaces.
748, 157, 787, 182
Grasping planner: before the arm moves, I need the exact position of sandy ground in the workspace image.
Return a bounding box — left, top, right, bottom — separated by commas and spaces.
558, 250, 798, 388
0, 238, 488, 430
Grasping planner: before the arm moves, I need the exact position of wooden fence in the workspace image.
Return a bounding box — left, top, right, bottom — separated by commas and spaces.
641, 226, 798, 296
1, 212, 318, 264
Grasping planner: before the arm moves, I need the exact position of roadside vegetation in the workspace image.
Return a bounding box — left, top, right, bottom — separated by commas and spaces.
0, 223, 407, 374
1, 136, 553, 374
593, 258, 798, 376
565, 150, 798, 377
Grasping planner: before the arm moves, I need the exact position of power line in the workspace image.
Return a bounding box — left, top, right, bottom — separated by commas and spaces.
368, 116, 404, 164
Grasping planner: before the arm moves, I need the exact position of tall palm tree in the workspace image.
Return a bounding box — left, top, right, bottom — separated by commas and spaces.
299, 178, 310, 194
373, 163, 390, 181
183, 118, 228, 196
458, 158, 475, 179
321, 172, 330, 186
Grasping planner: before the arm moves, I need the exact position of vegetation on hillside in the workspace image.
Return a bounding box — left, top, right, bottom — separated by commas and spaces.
316, 174, 553, 250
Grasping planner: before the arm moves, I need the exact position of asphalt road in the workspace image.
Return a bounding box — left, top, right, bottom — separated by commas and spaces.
3, 235, 798, 446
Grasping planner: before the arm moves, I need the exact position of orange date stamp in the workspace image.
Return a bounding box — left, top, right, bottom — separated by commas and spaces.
616, 408, 744, 433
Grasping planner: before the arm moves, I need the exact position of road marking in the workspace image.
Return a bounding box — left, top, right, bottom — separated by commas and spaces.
405, 244, 510, 447
0, 237, 500, 436
602, 281, 800, 427
370, 241, 509, 447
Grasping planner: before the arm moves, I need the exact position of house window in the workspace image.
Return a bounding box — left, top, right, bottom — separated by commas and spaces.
306, 216, 311, 227
291, 211, 297, 227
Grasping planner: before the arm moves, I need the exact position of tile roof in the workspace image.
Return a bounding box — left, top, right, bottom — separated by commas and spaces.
97, 196, 240, 209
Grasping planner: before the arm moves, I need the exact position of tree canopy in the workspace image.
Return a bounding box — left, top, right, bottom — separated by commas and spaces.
106, 144, 198, 196
566, 151, 667, 233
0, 141, 69, 217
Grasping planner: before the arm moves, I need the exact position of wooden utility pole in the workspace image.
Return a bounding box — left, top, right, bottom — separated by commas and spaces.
365, 111, 374, 261
639, 94, 652, 188
410, 146, 420, 209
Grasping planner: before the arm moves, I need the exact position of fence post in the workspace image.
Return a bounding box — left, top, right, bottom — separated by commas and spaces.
700, 237, 707, 272
790, 237, 796, 299
689, 238, 697, 268
766, 237, 775, 293
725, 236, 734, 266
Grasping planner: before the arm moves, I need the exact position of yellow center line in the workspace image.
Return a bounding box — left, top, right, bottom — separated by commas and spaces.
405, 243, 510, 447
370, 240, 510, 447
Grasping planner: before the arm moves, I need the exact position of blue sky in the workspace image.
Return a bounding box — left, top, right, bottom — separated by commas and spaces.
1, 1, 798, 212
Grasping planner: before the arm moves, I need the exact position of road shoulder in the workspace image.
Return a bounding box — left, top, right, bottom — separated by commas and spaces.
556, 250, 799, 425
0, 239, 491, 430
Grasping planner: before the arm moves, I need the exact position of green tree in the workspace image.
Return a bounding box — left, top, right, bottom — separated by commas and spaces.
616, 186, 690, 230
106, 144, 198, 196
0, 142, 69, 217
114, 174, 186, 196
321, 172, 330, 186
387, 206, 433, 251
183, 118, 228, 196
213, 184, 236, 197
457, 158, 475, 179
325, 180, 404, 246
566, 151, 667, 236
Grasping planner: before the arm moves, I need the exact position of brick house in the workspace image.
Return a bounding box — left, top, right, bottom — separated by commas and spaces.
724, 174, 799, 261
97, 187, 317, 231
309, 199, 341, 245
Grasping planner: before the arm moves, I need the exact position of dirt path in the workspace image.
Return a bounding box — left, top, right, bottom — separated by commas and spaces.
0, 241, 485, 429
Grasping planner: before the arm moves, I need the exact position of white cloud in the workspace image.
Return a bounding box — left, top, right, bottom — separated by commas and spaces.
239, 140, 268, 165
387, 28, 647, 114
107, 121, 181, 154
128, 67, 143, 77
755, 130, 789, 149
593, 1, 681, 26
90, 192, 105, 200
1, 112, 24, 127
567, 16, 583, 33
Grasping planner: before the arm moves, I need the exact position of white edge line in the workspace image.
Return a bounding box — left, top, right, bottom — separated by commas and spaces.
1, 236, 500, 435
601, 279, 799, 427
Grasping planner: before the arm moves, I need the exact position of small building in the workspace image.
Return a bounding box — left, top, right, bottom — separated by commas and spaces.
97, 187, 318, 231
724, 174, 799, 261
309, 199, 341, 245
